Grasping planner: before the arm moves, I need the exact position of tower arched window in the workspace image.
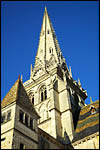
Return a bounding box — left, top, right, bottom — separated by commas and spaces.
41, 92, 43, 102
44, 89, 47, 100
40, 86, 47, 102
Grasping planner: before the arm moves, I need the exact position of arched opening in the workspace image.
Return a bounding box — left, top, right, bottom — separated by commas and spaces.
41, 92, 43, 102
40, 85, 47, 102
44, 89, 47, 100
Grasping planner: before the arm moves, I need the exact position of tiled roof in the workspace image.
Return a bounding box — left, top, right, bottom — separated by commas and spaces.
1, 78, 40, 118
72, 100, 99, 142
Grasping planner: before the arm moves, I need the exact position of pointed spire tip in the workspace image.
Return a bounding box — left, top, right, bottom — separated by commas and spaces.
45, 6, 47, 13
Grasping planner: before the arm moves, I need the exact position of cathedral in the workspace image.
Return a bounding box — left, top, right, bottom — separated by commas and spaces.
1, 7, 99, 149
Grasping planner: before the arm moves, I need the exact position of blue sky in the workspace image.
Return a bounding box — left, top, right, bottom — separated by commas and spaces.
1, 1, 99, 104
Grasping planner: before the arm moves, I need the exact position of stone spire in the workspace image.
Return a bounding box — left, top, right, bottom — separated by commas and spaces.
32, 7, 65, 77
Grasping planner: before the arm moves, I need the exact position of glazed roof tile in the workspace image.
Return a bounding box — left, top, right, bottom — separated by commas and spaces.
72, 100, 99, 142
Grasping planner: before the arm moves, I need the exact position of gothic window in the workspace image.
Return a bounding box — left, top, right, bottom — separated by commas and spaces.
44, 89, 47, 100
40, 86, 47, 102
41, 92, 43, 101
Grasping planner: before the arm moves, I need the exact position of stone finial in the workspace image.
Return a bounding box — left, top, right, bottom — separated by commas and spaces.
69, 66, 72, 77
90, 96, 93, 104
45, 6, 47, 11
78, 78, 81, 86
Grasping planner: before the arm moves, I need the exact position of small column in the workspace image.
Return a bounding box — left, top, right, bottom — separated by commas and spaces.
23, 113, 25, 124
28, 116, 30, 127
33, 119, 35, 130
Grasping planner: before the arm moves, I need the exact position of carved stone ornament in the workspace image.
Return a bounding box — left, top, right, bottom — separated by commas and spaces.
28, 90, 34, 99
46, 54, 57, 70
32, 57, 45, 78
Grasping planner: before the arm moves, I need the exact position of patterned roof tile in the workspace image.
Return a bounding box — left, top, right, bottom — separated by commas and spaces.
72, 100, 99, 142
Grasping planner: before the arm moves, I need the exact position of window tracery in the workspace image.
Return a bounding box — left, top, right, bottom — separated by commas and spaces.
40, 85, 47, 102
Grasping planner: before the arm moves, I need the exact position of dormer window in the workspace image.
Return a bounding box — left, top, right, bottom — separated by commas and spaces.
90, 106, 96, 115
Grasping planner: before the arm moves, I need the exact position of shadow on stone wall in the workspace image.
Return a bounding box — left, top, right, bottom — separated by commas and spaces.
57, 131, 74, 149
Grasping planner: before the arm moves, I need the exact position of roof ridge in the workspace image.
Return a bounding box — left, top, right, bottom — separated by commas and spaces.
16, 78, 21, 101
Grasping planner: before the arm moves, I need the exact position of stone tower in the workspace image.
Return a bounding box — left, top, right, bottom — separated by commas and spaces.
1, 78, 39, 149
24, 7, 87, 143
